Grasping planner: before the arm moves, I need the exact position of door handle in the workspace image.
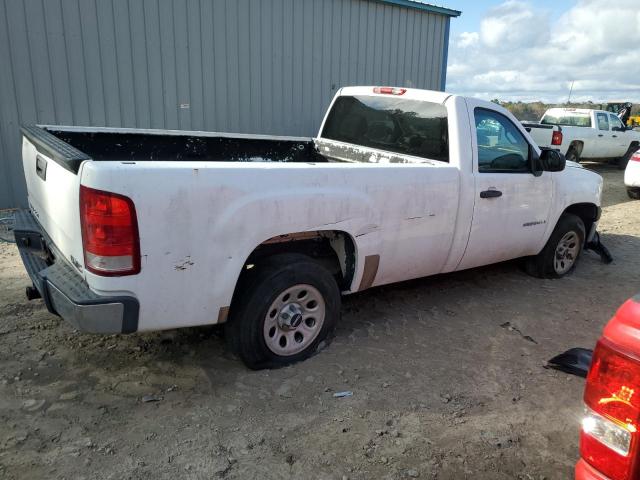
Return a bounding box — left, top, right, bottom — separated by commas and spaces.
612, 135, 618, 138
598, 134, 604, 137
480, 190, 502, 199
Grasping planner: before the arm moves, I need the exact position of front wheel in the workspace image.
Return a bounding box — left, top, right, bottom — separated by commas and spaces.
628, 188, 640, 200
525, 213, 585, 279
225, 254, 341, 370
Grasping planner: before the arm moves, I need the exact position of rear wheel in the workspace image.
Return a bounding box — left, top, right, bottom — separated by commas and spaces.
565, 147, 580, 163
619, 145, 638, 170
525, 213, 585, 279
628, 188, 640, 200
225, 253, 340, 369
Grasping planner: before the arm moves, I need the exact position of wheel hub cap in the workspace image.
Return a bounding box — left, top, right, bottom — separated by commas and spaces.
554, 231, 580, 275
263, 284, 326, 356
278, 303, 304, 330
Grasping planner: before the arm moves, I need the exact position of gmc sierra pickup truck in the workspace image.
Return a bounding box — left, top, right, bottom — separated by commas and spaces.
524, 108, 640, 168
15, 86, 603, 369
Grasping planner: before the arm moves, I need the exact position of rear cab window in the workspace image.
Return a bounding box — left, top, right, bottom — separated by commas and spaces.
321, 95, 449, 163
541, 111, 592, 127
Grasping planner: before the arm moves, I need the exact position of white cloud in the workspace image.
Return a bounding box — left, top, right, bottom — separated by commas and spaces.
480, 1, 548, 49
457, 31, 479, 48
447, 0, 640, 103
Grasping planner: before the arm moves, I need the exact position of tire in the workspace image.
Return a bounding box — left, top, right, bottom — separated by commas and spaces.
225, 253, 341, 370
628, 188, 640, 200
619, 145, 638, 170
525, 213, 586, 279
565, 147, 580, 163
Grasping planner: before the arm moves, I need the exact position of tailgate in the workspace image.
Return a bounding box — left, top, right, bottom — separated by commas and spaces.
20, 125, 90, 272
521, 122, 555, 148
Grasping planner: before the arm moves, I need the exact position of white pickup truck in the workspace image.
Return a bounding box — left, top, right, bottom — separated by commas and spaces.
523, 108, 640, 168
15, 86, 603, 369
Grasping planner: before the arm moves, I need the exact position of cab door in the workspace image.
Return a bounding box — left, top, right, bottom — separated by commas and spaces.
594, 112, 614, 157
609, 113, 630, 157
457, 101, 553, 271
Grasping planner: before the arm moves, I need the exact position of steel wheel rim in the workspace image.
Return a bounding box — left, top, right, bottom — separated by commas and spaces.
554, 231, 580, 274
263, 284, 326, 356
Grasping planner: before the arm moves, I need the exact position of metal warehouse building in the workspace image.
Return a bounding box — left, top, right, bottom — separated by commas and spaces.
0, 0, 460, 208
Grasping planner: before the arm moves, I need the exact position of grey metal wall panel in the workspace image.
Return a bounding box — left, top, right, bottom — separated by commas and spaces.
76, 0, 105, 126
0, 0, 450, 208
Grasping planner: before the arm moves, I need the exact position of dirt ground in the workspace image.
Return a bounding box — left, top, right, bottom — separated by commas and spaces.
1, 164, 639, 480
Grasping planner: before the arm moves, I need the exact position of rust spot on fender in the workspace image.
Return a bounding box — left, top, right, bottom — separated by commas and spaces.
262, 231, 325, 244
217, 306, 230, 323
174, 256, 195, 271
358, 255, 380, 291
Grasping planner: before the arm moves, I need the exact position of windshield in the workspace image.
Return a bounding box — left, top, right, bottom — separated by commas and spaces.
541, 112, 592, 127
321, 95, 449, 162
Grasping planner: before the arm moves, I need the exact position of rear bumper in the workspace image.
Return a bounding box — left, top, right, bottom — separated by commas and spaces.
13, 209, 139, 334
575, 459, 610, 480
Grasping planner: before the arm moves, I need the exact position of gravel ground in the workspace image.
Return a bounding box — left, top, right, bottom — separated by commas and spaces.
1, 164, 639, 480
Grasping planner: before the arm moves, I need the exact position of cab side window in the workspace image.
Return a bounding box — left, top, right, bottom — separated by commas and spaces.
597, 113, 610, 131
609, 114, 625, 131
474, 109, 530, 173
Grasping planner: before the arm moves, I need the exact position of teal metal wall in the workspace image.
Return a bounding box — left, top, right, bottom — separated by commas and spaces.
0, 0, 455, 208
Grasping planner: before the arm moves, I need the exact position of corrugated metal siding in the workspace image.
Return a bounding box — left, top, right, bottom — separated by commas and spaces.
0, 0, 450, 208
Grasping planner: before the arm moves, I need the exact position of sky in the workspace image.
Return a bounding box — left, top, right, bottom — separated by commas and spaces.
441, 0, 640, 103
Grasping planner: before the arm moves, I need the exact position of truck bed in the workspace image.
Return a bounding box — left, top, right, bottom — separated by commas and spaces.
26, 125, 327, 168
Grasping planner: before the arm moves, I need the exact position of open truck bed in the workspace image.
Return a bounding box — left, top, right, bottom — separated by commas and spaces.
22, 125, 326, 169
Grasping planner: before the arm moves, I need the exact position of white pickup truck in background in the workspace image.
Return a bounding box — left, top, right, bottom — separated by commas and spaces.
523, 108, 640, 168
15, 86, 603, 369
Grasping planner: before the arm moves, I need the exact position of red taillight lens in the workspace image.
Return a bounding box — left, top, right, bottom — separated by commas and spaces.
552, 130, 563, 146
581, 339, 640, 480
631, 152, 640, 163
80, 185, 140, 276
373, 87, 407, 95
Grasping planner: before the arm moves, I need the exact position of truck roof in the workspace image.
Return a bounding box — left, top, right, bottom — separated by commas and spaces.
336, 86, 500, 112
338, 86, 452, 104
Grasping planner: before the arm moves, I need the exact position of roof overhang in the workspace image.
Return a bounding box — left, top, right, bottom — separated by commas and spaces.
376, 0, 461, 17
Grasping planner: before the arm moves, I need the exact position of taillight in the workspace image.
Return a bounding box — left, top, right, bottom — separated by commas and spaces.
631, 152, 640, 163
552, 130, 563, 146
80, 185, 140, 276
373, 87, 407, 95
581, 338, 640, 480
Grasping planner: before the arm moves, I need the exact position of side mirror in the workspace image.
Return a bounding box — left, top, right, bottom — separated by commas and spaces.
540, 148, 566, 172
529, 144, 543, 177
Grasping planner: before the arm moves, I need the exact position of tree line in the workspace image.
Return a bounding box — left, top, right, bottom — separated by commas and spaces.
493, 100, 640, 121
